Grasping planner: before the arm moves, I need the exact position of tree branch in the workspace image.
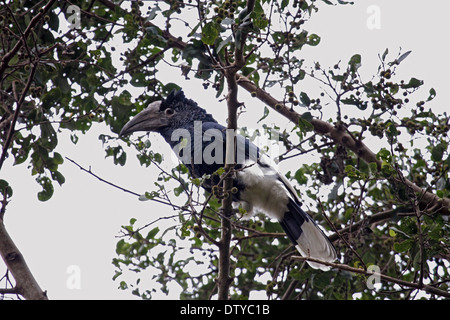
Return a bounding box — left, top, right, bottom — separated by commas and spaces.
291, 255, 450, 299
0, 287, 20, 296
0, 218, 48, 300
215, 0, 258, 300
328, 209, 415, 243
216, 53, 237, 302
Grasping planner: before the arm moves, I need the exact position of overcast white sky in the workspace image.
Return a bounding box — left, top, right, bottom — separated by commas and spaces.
1, 1, 449, 299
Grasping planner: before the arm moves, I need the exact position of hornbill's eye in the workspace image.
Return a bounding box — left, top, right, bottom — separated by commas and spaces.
165, 108, 175, 116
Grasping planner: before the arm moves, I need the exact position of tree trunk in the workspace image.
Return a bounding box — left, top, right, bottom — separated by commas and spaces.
0, 219, 48, 300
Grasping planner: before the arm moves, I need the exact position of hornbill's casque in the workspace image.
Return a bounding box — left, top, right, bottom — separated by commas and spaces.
120, 90, 337, 270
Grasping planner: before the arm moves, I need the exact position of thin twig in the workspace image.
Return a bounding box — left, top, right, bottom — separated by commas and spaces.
64, 157, 176, 208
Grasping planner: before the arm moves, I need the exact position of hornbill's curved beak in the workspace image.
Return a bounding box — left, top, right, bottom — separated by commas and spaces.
119, 101, 168, 136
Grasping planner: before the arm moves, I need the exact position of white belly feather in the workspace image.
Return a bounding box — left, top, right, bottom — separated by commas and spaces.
235, 157, 290, 219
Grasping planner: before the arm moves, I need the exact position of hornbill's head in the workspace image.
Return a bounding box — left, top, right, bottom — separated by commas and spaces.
119, 89, 216, 137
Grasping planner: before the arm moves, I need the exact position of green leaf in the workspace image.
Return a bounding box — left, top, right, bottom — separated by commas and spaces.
253, 7, 268, 30
341, 95, 367, 110
70, 134, 79, 144
389, 229, 397, 237
368, 162, 379, 174
298, 112, 313, 132
201, 22, 219, 45
146, 227, 160, 240
299, 92, 311, 106
130, 73, 147, 87
395, 50, 412, 64
300, 111, 313, 123
119, 281, 128, 290
173, 184, 185, 197
431, 142, 447, 162
51, 171, 65, 186
118, 90, 133, 106
401, 77, 423, 89
381, 48, 389, 62
376, 148, 391, 161
53, 152, 64, 165
0, 179, 13, 198
252, 0, 264, 15
42, 87, 62, 110
348, 54, 361, 72
105, 146, 127, 166
385, 121, 399, 139
381, 163, 395, 178
214, 167, 225, 176
427, 88, 436, 101
345, 164, 363, 179
112, 271, 122, 281
115, 239, 126, 254
307, 34, 321, 46
393, 240, 412, 253
162, 82, 182, 95
36, 176, 54, 201
55, 76, 71, 94
139, 191, 159, 201
297, 112, 314, 140
182, 41, 213, 75
294, 168, 308, 185
257, 106, 270, 123
40, 122, 58, 150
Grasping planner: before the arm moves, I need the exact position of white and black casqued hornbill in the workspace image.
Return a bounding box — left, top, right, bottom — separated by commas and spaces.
120, 89, 337, 270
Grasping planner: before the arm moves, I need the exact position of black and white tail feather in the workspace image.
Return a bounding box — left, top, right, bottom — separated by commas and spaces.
281, 198, 336, 270
235, 152, 337, 271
